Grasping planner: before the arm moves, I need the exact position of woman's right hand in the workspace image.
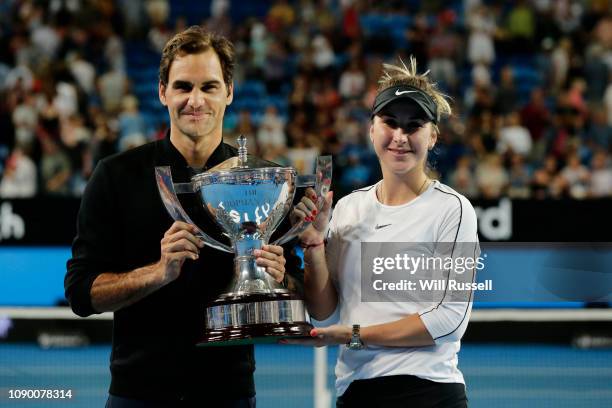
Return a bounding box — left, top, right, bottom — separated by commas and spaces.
290, 188, 333, 246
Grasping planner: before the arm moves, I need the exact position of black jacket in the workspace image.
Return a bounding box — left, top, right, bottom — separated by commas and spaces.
65, 133, 301, 402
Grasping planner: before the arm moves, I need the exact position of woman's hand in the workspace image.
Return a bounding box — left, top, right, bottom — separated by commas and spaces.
280, 325, 352, 347
290, 188, 333, 246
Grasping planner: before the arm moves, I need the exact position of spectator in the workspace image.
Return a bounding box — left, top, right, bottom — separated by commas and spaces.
0, 146, 37, 198
427, 23, 459, 90
317, 77, 342, 112
467, 4, 496, 66
98, 68, 127, 114
494, 66, 519, 115
257, 105, 287, 150
118, 95, 148, 151
498, 111, 532, 156
449, 155, 478, 197
583, 44, 609, 103
587, 105, 612, 150
551, 37, 572, 90
91, 112, 117, 166
40, 136, 72, 195
506, 0, 536, 50
531, 155, 563, 199
250, 22, 269, 74
339, 59, 366, 100
11, 93, 39, 149
146, 0, 171, 53
520, 87, 550, 156
589, 151, 612, 197
476, 153, 509, 199
554, 0, 583, 34
287, 142, 319, 175
205, 0, 232, 38
67, 52, 96, 95
266, 0, 296, 33
566, 78, 588, 118
229, 110, 258, 154
311, 34, 335, 72
560, 153, 590, 199
339, 150, 370, 193
263, 40, 288, 94
31, 18, 61, 60
507, 153, 531, 198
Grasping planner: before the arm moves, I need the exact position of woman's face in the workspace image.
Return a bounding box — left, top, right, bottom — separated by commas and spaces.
369, 102, 436, 176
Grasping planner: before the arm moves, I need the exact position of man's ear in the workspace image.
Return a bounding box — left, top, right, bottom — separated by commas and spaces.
226, 82, 234, 106
369, 121, 374, 143
158, 82, 167, 106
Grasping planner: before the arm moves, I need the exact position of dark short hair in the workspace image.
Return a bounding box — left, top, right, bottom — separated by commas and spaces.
159, 26, 235, 90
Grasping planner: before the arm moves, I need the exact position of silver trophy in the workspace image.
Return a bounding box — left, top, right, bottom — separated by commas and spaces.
155, 136, 332, 345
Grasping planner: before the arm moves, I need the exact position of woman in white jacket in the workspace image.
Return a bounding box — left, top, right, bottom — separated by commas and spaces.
289, 57, 479, 408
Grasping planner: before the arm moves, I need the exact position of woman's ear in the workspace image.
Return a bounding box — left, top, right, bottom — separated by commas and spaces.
429, 126, 438, 150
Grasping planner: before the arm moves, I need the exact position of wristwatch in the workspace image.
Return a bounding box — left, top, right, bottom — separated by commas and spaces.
346, 324, 365, 350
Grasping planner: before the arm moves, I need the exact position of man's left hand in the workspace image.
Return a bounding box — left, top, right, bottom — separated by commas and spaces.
254, 245, 286, 283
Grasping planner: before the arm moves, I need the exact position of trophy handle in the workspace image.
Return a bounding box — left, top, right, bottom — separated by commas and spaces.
272, 155, 332, 246
155, 166, 234, 253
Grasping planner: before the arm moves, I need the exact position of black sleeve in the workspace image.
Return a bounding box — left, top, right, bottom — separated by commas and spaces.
273, 212, 305, 298
64, 160, 119, 317
284, 245, 304, 297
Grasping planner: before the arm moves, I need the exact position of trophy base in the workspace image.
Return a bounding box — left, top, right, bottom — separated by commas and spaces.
198, 293, 313, 346
198, 321, 313, 346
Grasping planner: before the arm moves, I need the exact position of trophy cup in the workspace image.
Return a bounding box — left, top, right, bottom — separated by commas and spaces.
155, 136, 332, 346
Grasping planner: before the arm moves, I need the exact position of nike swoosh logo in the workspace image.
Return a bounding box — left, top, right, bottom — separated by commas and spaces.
375, 224, 392, 230
395, 90, 417, 96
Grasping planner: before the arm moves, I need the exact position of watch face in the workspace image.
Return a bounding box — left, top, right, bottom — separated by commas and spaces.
347, 324, 363, 349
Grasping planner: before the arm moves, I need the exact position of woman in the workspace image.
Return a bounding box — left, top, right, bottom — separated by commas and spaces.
288, 58, 479, 407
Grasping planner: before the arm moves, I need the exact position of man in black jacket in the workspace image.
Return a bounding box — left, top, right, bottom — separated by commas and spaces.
65, 26, 296, 407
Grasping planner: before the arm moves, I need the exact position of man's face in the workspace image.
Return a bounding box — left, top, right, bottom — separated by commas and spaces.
369, 101, 436, 176
159, 49, 233, 142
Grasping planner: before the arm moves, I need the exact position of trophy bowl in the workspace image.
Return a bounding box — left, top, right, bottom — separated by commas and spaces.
156, 136, 332, 346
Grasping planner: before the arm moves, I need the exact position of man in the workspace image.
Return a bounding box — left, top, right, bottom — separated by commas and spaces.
65, 26, 296, 407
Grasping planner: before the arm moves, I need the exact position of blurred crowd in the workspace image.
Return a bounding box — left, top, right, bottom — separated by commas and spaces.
0, 0, 611, 200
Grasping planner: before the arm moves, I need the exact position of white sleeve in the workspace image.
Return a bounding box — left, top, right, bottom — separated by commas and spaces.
418, 195, 479, 344
324, 198, 345, 287
310, 199, 344, 327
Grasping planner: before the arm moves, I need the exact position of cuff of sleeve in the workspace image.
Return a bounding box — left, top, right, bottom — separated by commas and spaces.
309, 305, 340, 327
68, 273, 102, 317
417, 308, 445, 344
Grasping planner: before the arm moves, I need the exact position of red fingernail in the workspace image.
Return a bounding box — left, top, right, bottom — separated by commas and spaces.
311, 329, 318, 337
312, 209, 318, 215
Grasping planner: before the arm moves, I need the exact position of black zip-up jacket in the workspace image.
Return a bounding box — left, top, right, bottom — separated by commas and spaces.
65, 133, 302, 403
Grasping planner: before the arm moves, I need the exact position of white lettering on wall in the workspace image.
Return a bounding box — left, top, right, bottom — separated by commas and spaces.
0, 202, 25, 241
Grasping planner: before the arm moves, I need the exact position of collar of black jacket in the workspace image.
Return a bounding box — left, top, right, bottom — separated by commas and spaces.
160, 129, 238, 179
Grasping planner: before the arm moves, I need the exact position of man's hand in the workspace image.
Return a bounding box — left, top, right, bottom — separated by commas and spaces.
157, 221, 204, 284
255, 244, 286, 283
